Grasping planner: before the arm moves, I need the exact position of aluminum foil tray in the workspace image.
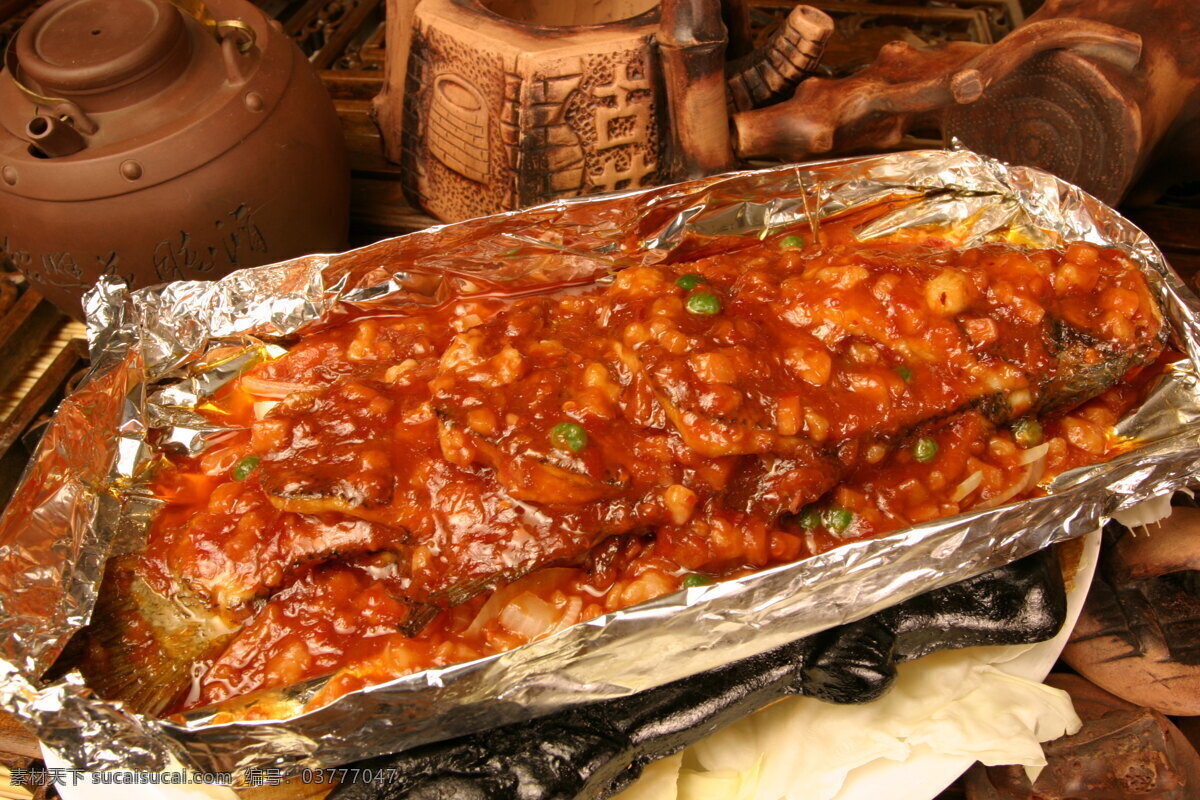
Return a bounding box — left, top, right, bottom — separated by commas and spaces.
2, 149, 1199, 778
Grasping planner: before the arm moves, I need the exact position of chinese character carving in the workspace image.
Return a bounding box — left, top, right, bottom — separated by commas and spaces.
593, 67, 653, 151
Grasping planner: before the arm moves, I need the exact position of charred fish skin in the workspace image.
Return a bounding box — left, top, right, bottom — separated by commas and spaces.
1036, 317, 1167, 416
86, 230, 1164, 715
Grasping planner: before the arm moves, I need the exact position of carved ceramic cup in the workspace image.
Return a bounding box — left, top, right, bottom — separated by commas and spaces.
0, 0, 349, 318
403, 0, 665, 222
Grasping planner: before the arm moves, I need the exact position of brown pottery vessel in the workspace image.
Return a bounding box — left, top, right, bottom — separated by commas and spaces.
396, 0, 833, 222
0, 0, 350, 318
401, 0, 665, 223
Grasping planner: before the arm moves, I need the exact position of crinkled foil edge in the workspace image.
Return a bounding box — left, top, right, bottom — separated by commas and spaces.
2, 149, 1199, 777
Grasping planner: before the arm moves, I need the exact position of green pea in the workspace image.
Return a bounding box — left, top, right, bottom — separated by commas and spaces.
232, 455, 260, 481
686, 292, 722, 315
681, 573, 713, 589
798, 507, 822, 530
780, 235, 806, 249
896, 365, 912, 382
1013, 419, 1044, 449
913, 437, 939, 463
549, 422, 588, 452
676, 273, 707, 291
823, 508, 854, 534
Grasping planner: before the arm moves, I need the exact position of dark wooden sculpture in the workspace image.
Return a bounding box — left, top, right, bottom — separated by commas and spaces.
732, 19, 1141, 164
379, 0, 1199, 218
949, 0, 1200, 207
659, 0, 832, 180
731, 0, 1200, 206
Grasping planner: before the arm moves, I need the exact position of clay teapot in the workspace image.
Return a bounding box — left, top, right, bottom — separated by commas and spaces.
0, 0, 350, 318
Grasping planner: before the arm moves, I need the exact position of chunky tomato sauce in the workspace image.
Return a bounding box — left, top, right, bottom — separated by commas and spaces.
126, 215, 1163, 718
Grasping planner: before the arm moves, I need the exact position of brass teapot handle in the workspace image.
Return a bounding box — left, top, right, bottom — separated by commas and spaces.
173, 0, 257, 54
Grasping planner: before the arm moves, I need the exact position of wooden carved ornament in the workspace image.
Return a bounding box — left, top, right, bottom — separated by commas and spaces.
731, 0, 1200, 207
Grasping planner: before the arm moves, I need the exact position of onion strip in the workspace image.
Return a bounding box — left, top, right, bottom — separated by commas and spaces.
239, 374, 317, 399
1017, 442, 1050, 465
973, 443, 1050, 510
498, 592, 558, 641
951, 470, 984, 503
253, 400, 280, 420
465, 568, 577, 638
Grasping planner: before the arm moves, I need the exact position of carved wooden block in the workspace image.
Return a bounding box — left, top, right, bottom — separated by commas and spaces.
401, 0, 665, 222
729, 0, 1200, 206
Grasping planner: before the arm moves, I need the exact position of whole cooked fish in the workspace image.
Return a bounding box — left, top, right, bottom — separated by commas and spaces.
79, 222, 1165, 714
250, 232, 1162, 588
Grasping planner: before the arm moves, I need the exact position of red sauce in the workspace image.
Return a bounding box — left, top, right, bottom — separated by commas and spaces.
134, 217, 1163, 717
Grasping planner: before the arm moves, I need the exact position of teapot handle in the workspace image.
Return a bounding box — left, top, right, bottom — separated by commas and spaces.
173, 0, 258, 85
218, 21, 258, 85
171, 0, 257, 53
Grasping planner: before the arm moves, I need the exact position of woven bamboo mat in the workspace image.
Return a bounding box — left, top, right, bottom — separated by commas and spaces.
0, 320, 86, 423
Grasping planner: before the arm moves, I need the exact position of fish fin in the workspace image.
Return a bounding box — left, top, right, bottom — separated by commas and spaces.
80, 557, 232, 715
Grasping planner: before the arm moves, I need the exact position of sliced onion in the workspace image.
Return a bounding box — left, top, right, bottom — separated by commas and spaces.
548, 595, 584, 635
253, 400, 280, 419
1017, 442, 1050, 465
950, 470, 984, 503
239, 374, 316, 399
969, 441, 1052, 511
498, 591, 559, 641
973, 473, 1027, 510
465, 567, 576, 638
1021, 447, 1049, 492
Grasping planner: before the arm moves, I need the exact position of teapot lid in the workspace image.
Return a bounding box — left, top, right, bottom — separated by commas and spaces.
13, 0, 189, 108
0, 0, 297, 203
